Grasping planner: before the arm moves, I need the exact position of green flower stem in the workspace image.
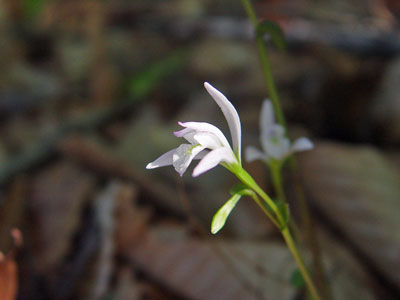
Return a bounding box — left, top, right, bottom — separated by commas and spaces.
234, 167, 280, 219
241, 0, 258, 25
255, 37, 286, 128
281, 227, 322, 300
248, 191, 281, 228
270, 162, 303, 241
234, 167, 322, 300
241, 1, 330, 298
270, 162, 286, 204
241, 0, 286, 128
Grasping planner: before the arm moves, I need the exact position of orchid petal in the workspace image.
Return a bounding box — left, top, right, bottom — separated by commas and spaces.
245, 146, 268, 162
174, 127, 192, 137
193, 147, 236, 177
146, 148, 176, 169
291, 137, 313, 153
178, 121, 231, 149
193, 132, 221, 149
260, 100, 275, 138
180, 131, 198, 145
175, 125, 223, 149
204, 82, 241, 159
173, 144, 205, 176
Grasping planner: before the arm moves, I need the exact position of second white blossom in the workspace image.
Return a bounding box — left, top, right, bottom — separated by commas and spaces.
245, 100, 313, 164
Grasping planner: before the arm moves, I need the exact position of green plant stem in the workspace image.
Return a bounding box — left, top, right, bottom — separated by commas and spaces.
235, 168, 322, 300
255, 37, 286, 127
248, 192, 280, 228
241, 0, 258, 25
241, 1, 331, 298
270, 162, 285, 203
281, 227, 322, 300
235, 168, 279, 217
241, 0, 286, 128
270, 162, 302, 242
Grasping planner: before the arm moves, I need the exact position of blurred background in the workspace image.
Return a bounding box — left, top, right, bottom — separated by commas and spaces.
1, 0, 400, 299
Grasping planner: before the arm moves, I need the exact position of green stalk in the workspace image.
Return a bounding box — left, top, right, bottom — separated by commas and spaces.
235, 168, 279, 217
235, 168, 322, 300
270, 162, 285, 204
241, 0, 286, 128
255, 37, 286, 128
240, 1, 331, 299
241, 0, 258, 25
248, 191, 281, 228
281, 227, 322, 300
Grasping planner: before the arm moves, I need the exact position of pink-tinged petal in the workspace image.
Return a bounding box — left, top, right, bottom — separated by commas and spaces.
146, 148, 176, 169
178, 121, 231, 149
245, 146, 268, 163
173, 144, 205, 176
260, 100, 275, 138
173, 127, 192, 137
192, 147, 236, 177
291, 137, 313, 153
204, 82, 241, 159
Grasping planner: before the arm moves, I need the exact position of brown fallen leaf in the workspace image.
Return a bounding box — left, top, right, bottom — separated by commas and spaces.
0, 229, 23, 300
114, 182, 151, 253
29, 160, 95, 274
319, 229, 380, 300
126, 224, 297, 300
112, 267, 141, 300
125, 222, 380, 300
58, 134, 185, 217
76, 181, 149, 300
0, 178, 26, 251
76, 182, 120, 300
0, 254, 17, 300
299, 142, 400, 289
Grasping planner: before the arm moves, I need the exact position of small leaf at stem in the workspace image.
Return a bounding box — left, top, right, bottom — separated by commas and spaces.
290, 268, 306, 288
229, 183, 252, 196
256, 20, 286, 51
211, 194, 241, 234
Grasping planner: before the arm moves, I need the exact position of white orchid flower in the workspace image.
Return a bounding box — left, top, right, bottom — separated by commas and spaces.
146, 82, 241, 177
245, 100, 313, 163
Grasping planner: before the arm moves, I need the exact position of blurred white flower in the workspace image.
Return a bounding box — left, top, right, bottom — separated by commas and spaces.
245, 100, 313, 163
146, 82, 241, 177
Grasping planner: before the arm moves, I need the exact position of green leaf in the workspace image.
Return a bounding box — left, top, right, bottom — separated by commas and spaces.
229, 183, 252, 196
256, 20, 286, 51
211, 194, 241, 234
23, 0, 48, 19
290, 268, 305, 288
127, 50, 186, 99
